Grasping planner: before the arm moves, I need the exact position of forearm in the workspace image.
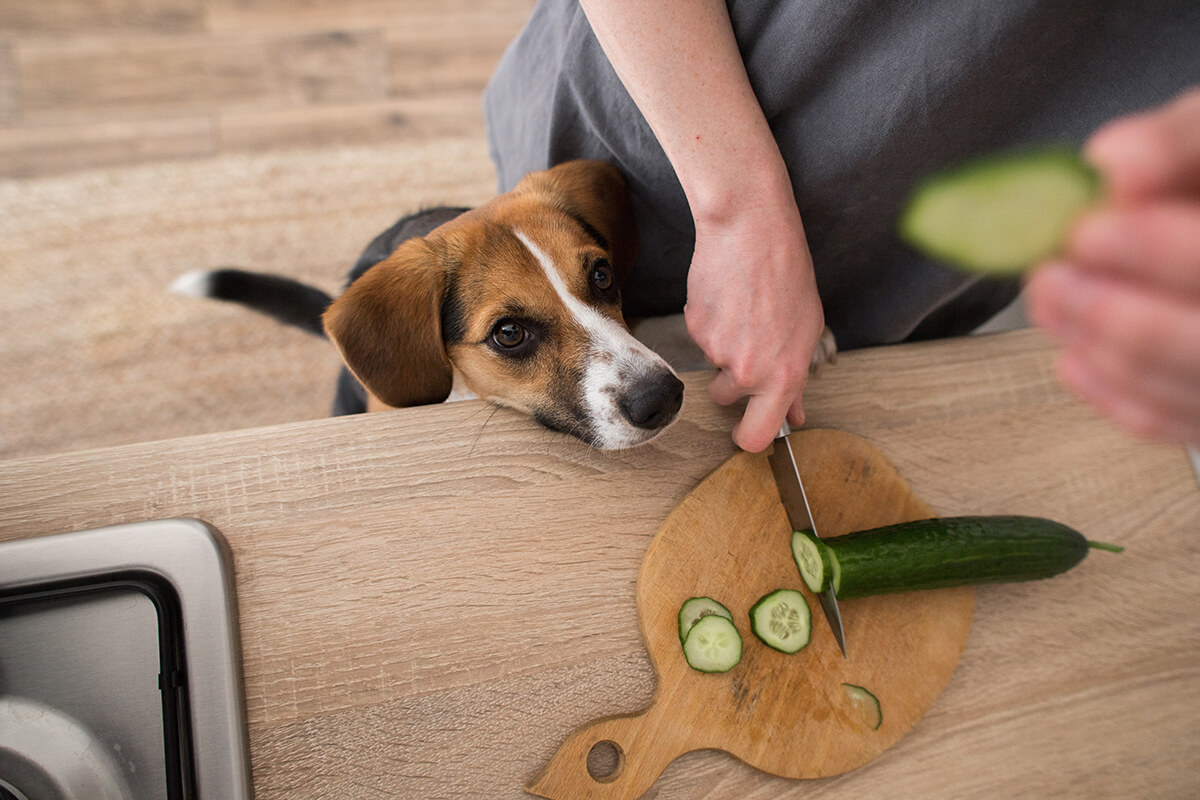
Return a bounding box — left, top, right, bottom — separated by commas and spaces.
578, 0, 793, 223
580, 0, 824, 452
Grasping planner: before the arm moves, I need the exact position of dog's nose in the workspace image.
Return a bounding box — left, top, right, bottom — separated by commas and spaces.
620, 372, 685, 430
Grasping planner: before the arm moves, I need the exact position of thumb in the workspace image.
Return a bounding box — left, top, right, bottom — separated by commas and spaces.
734, 393, 792, 453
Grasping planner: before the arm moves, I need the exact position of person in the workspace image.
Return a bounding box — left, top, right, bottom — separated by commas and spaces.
1026, 89, 1200, 447
484, 0, 1200, 451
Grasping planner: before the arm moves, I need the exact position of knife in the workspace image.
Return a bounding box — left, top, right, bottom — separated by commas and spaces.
768, 421, 848, 658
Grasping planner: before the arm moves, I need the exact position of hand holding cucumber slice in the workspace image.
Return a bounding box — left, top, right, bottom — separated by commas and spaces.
900, 147, 1102, 275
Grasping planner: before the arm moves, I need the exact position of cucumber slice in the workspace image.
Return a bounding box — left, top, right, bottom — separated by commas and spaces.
681, 614, 743, 673
842, 683, 882, 731
677, 596, 734, 645
791, 530, 835, 593
748, 588, 811, 654
900, 147, 1101, 275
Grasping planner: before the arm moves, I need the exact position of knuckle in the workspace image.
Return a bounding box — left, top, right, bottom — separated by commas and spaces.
776, 359, 809, 392
725, 361, 758, 389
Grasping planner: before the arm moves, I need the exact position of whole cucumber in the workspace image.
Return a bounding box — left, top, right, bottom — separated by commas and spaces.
823, 515, 1120, 599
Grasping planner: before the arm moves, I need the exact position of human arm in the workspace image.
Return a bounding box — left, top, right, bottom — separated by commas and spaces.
1026, 88, 1200, 445
579, 0, 826, 453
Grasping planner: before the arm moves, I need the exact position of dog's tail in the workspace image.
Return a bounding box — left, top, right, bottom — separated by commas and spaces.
171, 268, 332, 337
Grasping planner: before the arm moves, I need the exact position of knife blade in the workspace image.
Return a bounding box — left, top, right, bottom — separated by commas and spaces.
767, 421, 848, 658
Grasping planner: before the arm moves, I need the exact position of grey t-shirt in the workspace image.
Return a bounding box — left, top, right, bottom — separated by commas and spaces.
484, 0, 1198, 349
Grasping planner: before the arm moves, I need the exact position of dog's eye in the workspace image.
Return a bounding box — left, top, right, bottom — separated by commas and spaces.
492, 320, 526, 349
590, 258, 614, 291
486, 316, 542, 358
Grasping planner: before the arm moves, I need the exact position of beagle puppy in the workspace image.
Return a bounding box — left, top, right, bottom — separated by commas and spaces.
174, 160, 686, 450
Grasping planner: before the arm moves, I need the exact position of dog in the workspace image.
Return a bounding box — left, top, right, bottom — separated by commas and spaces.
172, 160, 688, 450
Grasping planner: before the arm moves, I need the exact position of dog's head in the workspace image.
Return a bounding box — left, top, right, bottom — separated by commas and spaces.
322, 160, 683, 449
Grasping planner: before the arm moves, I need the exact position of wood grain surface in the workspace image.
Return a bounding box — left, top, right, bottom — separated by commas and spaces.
1, 330, 1198, 799
0, 0, 537, 177
0, 139, 498, 460
529, 431, 974, 800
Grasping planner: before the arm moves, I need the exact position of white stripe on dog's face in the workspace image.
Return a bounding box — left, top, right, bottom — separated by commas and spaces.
513, 229, 681, 449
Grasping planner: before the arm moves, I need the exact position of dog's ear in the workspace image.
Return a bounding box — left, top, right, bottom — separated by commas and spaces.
517, 160, 639, 281
323, 239, 453, 408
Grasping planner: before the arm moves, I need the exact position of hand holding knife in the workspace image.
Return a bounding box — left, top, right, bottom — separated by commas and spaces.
768, 421, 848, 658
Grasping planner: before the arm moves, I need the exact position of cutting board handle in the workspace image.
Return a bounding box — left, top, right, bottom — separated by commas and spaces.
526, 699, 687, 800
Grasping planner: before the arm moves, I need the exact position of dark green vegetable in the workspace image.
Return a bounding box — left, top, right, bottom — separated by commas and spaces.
794, 515, 1121, 599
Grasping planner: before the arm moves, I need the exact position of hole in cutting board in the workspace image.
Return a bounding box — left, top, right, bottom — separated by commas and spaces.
586, 740, 624, 782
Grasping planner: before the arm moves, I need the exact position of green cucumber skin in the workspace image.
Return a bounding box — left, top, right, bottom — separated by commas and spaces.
827, 515, 1091, 599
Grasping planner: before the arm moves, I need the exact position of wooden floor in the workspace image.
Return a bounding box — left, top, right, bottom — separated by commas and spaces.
0, 0, 536, 459
0, 0, 536, 178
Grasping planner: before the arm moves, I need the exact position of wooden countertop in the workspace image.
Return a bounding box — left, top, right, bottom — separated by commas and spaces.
2, 329, 1197, 799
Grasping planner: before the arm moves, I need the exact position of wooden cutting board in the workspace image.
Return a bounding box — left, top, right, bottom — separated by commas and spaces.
527, 429, 974, 800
